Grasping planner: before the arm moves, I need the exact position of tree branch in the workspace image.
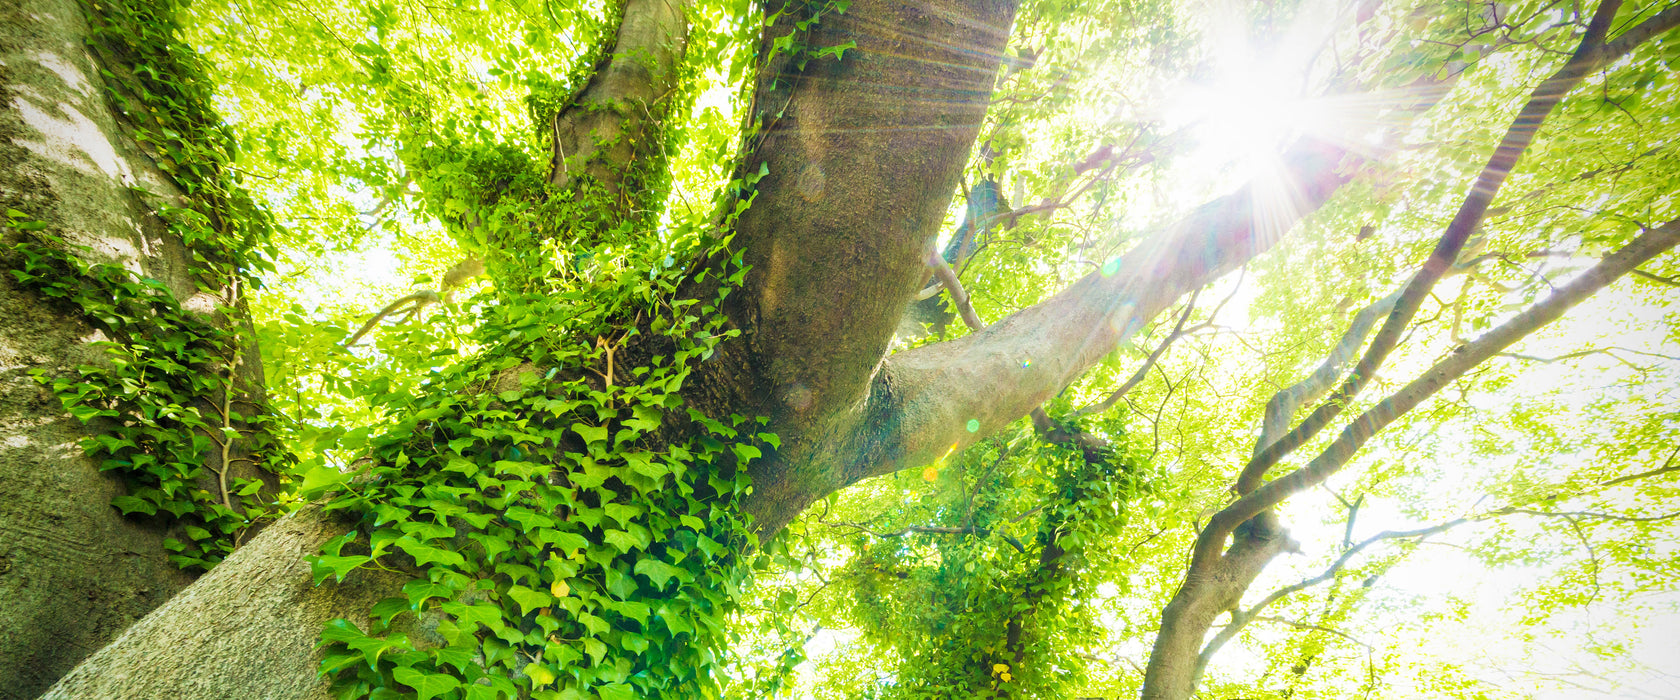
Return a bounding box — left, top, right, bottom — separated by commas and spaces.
1192, 519, 1463, 684
547, 0, 691, 197
1250, 289, 1402, 460
1073, 291, 1200, 419
854, 137, 1356, 486
1600, 4, 1680, 60
1236, 0, 1634, 493
1204, 216, 1680, 559
693, 0, 1021, 536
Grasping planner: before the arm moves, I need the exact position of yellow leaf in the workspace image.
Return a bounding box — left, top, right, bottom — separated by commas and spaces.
992, 664, 1008, 675
551, 579, 570, 598
1000, 672, 1013, 682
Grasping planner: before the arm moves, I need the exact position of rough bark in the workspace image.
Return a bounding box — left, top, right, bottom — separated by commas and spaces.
546, 0, 689, 198
42, 506, 407, 700
0, 0, 265, 693
690, 0, 1022, 535
36, 3, 695, 698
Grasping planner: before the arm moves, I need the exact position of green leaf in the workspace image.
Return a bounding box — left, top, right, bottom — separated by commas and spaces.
571, 424, 608, 444
298, 462, 349, 495
310, 554, 372, 585
633, 558, 685, 590
596, 683, 635, 700
522, 663, 557, 687
403, 580, 455, 608
506, 584, 553, 615
110, 494, 157, 515
392, 666, 461, 700
395, 537, 466, 568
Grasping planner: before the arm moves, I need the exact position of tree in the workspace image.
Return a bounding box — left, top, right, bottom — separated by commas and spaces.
2, 0, 1677, 697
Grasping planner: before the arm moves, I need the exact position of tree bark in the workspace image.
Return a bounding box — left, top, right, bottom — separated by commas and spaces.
689, 0, 1023, 535
41, 506, 408, 700
0, 0, 267, 693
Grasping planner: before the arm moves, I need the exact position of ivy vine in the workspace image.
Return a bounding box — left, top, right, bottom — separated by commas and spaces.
0, 0, 292, 571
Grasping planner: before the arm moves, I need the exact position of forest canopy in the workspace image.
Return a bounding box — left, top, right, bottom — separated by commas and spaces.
1, 0, 1677, 698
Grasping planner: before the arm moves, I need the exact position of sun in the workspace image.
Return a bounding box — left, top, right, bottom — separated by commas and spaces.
1162, 13, 1342, 175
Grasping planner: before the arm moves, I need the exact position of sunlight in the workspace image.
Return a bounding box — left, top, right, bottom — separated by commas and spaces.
1168, 69, 1322, 165
1163, 5, 1340, 177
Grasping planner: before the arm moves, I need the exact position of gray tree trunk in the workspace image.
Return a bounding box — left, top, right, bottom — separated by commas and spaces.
41, 506, 409, 700
0, 0, 265, 694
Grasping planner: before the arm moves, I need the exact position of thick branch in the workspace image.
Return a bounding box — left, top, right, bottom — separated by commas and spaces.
850, 138, 1354, 486
547, 0, 690, 196
1237, 0, 1633, 491
1252, 290, 1401, 457
697, 0, 1021, 535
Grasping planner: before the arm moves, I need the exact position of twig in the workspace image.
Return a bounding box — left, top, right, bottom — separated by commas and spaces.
1631, 268, 1679, 287
1073, 292, 1199, 418
927, 250, 984, 332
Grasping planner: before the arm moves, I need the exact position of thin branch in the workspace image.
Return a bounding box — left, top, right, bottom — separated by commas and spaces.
1631, 268, 1680, 287
828, 521, 1027, 554
1236, 0, 1631, 493
1204, 217, 1680, 560
1250, 616, 1374, 650
1193, 519, 1464, 684
1073, 292, 1199, 418
1599, 447, 1680, 488
1495, 508, 1680, 523
928, 250, 985, 332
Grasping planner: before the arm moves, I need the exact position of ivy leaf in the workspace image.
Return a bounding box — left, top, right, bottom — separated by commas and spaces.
310, 554, 371, 585
731, 443, 761, 462
633, 558, 685, 590
506, 584, 553, 615
571, 423, 608, 444
395, 536, 466, 568
298, 461, 349, 494
431, 643, 476, 671
596, 682, 636, 700
110, 495, 158, 515
403, 580, 455, 608
603, 529, 643, 554
523, 662, 558, 687
346, 633, 409, 670
392, 666, 461, 700
370, 597, 411, 627
605, 599, 650, 624
620, 451, 668, 479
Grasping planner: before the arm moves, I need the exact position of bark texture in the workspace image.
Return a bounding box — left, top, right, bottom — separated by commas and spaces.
693, 0, 1023, 535
42, 506, 407, 700
547, 0, 689, 197
0, 0, 265, 692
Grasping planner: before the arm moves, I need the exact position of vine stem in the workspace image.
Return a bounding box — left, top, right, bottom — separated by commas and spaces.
215, 350, 240, 512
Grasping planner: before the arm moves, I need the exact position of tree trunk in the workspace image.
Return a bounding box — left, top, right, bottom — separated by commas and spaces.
0, 0, 268, 693
41, 506, 408, 700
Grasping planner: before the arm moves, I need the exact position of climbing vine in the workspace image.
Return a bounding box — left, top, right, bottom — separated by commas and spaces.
822, 419, 1151, 699
0, 0, 292, 571
302, 218, 780, 699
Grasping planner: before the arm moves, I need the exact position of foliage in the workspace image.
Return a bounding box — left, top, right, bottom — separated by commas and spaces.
2, 0, 294, 570
302, 231, 769, 699
24, 0, 1680, 696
